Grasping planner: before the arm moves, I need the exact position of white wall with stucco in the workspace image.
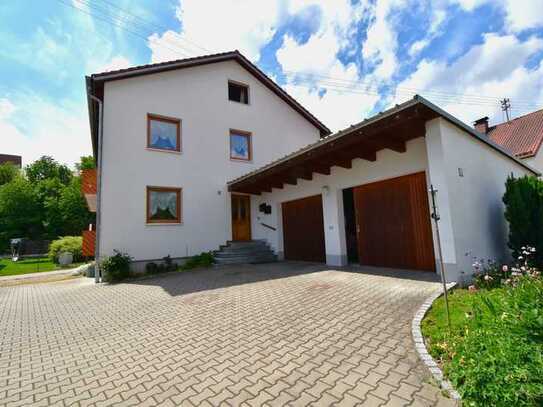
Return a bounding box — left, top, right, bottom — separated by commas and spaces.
426, 118, 534, 282
523, 150, 543, 173
99, 60, 321, 261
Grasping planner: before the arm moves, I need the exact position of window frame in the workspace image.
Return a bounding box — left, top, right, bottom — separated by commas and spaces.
146, 113, 182, 153
229, 129, 253, 162
228, 80, 250, 105
146, 186, 182, 225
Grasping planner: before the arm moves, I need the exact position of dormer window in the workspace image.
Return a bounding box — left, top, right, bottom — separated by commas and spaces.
228, 81, 249, 104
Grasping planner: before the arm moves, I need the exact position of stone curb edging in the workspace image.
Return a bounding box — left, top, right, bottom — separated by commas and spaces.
412, 282, 462, 401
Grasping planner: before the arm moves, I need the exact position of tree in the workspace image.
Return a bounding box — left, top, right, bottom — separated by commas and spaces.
503, 175, 543, 267
25, 156, 72, 185
58, 177, 95, 235
0, 163, 18, 186
0, 176, 43, 251
75, 156, 96, 173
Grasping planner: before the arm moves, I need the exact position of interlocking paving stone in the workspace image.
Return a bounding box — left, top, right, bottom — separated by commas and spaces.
0, 262, 457, 406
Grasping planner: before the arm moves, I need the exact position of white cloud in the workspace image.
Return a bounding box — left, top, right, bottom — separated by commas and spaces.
408, 7, 447, 57
0, 99, 16, 119
274, 1, 380, 131
148, 0, 281, 63
362, 0, 405, 81
452, 0, 489, 11
409, 39, 430, 57
503, 0, 543, 33
95, 55, 132, 73
451, 0, 543, 32
0, 95, 92, 168
394, 33, 543, 124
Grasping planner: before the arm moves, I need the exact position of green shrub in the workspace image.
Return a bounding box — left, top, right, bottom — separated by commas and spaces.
503, 175, 543, 268
48, 236, 83, 263
101, 250, 132, 282
145, 256, 177, 275
145, 262, 159, 274
180, 252, 214, 271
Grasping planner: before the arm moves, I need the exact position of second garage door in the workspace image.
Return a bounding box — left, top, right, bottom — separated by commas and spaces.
282, 195, 326, 262
353, 172, 435, 271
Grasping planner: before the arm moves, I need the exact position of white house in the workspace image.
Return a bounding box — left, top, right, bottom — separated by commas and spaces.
85, 51, 538, 283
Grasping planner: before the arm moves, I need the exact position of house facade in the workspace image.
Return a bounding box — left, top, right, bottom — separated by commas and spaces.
85, 51, 329, 269
85, 51, 537, 283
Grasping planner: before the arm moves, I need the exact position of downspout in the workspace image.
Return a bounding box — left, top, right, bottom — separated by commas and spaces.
88, 92, 104, 283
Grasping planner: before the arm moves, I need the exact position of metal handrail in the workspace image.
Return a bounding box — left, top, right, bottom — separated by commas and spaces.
260, 222, 277, 231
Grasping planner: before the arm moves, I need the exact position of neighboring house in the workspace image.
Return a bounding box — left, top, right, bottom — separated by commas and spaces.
0, 154, 22, 168
475, 109, 543, 171
85, 51, 537, 283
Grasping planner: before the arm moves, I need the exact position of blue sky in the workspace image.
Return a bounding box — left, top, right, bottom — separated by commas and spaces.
1, 0, 543, 166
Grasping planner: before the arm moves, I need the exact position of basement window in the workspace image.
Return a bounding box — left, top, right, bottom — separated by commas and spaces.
228, 81, 249, 104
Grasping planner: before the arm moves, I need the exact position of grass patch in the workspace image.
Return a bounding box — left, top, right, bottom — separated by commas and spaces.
422, 279, 543, 406
0, 257, 83, 277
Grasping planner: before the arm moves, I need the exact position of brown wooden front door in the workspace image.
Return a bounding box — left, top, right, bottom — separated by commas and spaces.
231, 194, 251, 241
282, 195, 326, 262
353, 172, 435, 271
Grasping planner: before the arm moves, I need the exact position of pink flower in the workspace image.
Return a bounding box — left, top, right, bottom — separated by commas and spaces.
468, 285, 477, 292
502, 265, 508, 272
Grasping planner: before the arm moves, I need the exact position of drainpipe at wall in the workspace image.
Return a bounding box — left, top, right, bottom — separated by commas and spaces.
88, 92, 104, 283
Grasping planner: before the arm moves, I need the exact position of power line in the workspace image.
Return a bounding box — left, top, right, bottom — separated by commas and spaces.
73, 0, 199, 57
58, 0, 195, 59
57, 0, 541, 113
93, 0, 211, 54
284, 71, 541, 109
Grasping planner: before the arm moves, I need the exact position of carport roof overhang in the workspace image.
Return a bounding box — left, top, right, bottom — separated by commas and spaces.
227, 95, 539, 195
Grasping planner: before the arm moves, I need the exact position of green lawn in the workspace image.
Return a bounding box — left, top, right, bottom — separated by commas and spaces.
421, 289, 474, 360
0, 257, 82, 277
422, 281, 543, 406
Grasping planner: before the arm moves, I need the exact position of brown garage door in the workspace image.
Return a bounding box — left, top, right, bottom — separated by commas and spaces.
282, 195, 326, 262
354, 172, 435, 271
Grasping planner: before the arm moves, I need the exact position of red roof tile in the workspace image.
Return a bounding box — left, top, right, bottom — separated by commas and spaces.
488, 108, 543, 158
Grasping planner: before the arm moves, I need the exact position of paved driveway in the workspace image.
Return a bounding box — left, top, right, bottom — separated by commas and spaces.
0, 262, 456, 406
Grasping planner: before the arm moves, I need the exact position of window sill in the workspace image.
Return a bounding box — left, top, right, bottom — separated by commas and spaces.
230, 158, 253, 164
145, 222, 183, 226
228, 100, 250, 106
146, 148, 182, 155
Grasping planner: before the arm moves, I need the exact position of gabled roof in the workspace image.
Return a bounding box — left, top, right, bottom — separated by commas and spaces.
228, 95, 538, 194
487, 108, 543, 158
86, 51, 330, 156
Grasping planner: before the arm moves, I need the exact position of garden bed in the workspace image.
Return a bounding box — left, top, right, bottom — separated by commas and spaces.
421, 278, 543, 406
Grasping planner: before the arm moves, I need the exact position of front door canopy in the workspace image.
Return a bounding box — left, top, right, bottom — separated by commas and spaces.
227, 95, 537, 195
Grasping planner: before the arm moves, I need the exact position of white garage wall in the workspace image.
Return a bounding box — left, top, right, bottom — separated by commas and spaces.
251, 138, 430, 266
434, 118, 535, 281
99, 60, 321, 261
523, 150, 543, 174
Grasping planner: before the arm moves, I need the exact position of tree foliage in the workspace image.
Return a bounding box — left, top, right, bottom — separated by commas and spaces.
0, 163, 19, 186
0, 176, 43, 249
0, 156, 95, 252
25, 156, 72, 185
76, 156, 96, 173
503, 175, 543, 267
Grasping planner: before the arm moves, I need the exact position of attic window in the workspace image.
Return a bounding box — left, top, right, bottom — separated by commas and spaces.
228, 81, 249, 104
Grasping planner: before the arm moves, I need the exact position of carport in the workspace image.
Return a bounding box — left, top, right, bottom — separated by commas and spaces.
228, 96, 438, 272
227, 95, 537, 282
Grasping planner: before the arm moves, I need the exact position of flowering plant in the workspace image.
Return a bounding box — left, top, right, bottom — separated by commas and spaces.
469, 246, 540, 290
